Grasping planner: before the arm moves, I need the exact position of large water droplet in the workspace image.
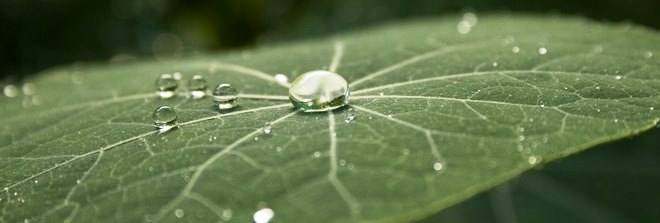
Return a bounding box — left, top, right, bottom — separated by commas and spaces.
155, 74, 178, 99
212, 84, 238, 110
289, 70, 349, 112
253, 208, 274, 223
188, 75, 207, 99
152, 106, 177, 132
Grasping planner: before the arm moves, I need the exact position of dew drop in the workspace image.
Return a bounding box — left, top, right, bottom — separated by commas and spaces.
152, 106, 177, 132
345, 113, 356, 123
379, 92, 384, 96
289, 70, 349, 112
614, 75, 623, 80
253, 208, 274, 223
22, 83, 36, 95
222, 209, 233, 221
188, 75, 207, 99
538, 47, 548, 55
263, 122, 272, 134
651, 107, 655, 111
274, 74, 289, 85
174, 209, 184, 218
313, 151, 321, 158
339, 159, 347, 166
492, 62, 498, 67
254, 136, 260, 141
212, 84, 238, 110
433, 162, 444, 171
155, 74, 178, 99
527, 156, 540, 165
3, 85, 19, 98
512, 46, 520, 53
644, 51, 653, 58
456, 21, 472, 34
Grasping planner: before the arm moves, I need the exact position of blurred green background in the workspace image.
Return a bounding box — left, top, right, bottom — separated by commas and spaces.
1, 0, 659, 222
2, 0, 660, 80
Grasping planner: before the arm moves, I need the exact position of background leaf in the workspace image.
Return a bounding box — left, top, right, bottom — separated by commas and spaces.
1, 15, 659, 222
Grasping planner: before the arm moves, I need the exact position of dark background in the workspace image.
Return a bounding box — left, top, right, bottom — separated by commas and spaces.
2, 0, 660, 80
1, 1, 659, 222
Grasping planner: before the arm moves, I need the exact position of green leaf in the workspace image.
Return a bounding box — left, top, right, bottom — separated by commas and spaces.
1, 15, 659, 223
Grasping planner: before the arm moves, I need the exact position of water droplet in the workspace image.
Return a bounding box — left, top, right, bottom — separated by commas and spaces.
76, 179, 81, 184
614, 119, 619, 123
456, 21, 472, 34
263, 122, 272, 134
274, 74, 289, 85
651, 107, 655, 111
518, 135, 525, 141
254, 136, 260, 141
345, 114, 356, 123
172, 72, 182, 80
289, 70, 349, 112
3, 85, 18, 98
595, 86, 601, 90
433, 162, 444, 171
155, 74, 178, 99
644, 51, 653, 58
379, 92, 384, 96
253, 208, 274, 223
512, 46, 520, 53
152, 106, 177, 132
313, 151, 321, 158
212, 84, 238, 110
188, 75, 207, 99
614, 75, 623, 80
597, 108, 601, 112
492, 62, 498, 67
527, 156, 540, 165
538, 47, 548, 55
22, 83, 36, 95
339, 159, 347, 166
222, 209, 233, 221
174, 209, 184, 218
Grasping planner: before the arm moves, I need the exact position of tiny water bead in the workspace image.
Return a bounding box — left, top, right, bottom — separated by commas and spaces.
212, 84, 238, 110
345, 113, 356, 123
3, 85, 18, 98
289, 70, 349, 112
152, 106, 177, 131
538, 47, 548, 55
253, 208, 274, 223
274, 73, 289, 85
512, 46, 520, 53
263, 122, 272, 134
155, 73, 178, 99
174, 209, 184, 218
188, 75, 208, 99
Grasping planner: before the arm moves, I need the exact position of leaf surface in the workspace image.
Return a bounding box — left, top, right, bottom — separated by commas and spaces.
1, 15, 659, 223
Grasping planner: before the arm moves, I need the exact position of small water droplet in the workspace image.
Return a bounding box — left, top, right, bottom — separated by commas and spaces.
379, 92, 384, 96
313, 151, 321, 158
155, 74, 178, 99
644, 51, 653, 58
456, 21, 472, 34
651, 107, 655, 111
34, 180, 38, 184
540, 104, 545, 108
614, 119, 619, 123
222, 209, 233, 221
22, 83, 36, 95
212, 84, 238, 110
339, 159, 347, 166
595, 86, 601, 90
538, 47, 548, 55
152, 106, 177, 132
512, 46, 520, 53
462, 12, 478, 26
172, 72, 182, 80
614, 75, 623, 80
527, 156, 540, 165
345, 114, 356, 123
263, 122, 272, 134
492, 62, 498, 67
76, 179, 81, 184
253, 208, 274, 223
174, 209, 184, 218
518, 135, 525, 141
597, 108, 601, 112
3, 85, 19, 98
289, 70, 349, 112
254, 136, 260, 141
433, 162, 444, 171
274, 74, 289, 85
188, 75, 207, 99
518, 127, 525, 132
